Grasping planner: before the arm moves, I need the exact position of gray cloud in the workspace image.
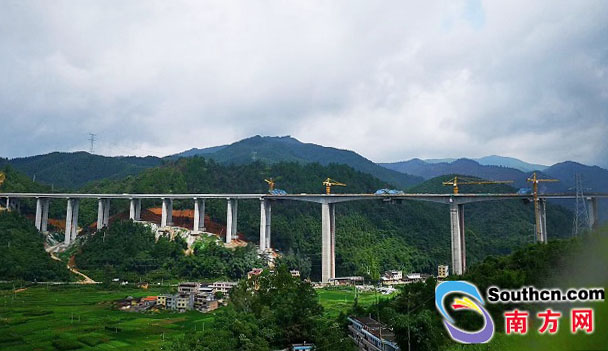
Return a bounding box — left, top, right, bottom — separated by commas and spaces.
0, 0, 606, 168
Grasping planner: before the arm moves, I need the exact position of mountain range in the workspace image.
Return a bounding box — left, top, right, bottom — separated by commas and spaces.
1, 135, 606, 212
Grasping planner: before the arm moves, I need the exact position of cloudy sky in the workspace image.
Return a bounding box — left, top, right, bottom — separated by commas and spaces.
1, 0, 607, 167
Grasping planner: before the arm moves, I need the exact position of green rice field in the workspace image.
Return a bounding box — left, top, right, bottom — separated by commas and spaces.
0, 284, 395, 350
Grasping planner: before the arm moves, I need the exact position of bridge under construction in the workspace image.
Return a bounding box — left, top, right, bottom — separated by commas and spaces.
0, 191, 605, 283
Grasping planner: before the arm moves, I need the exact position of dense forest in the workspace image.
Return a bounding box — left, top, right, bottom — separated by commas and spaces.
168, 264, 353, 351
75, 220, 263, 282
76, 157, 572, 280
1, 157, 573, 281
363, 225, 608, 351
0, 212, 70, 282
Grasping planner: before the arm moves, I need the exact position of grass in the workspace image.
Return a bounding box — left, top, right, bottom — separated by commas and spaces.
317, 286, 398, 319
0, 284, 392, 350
0, 285, 215, 351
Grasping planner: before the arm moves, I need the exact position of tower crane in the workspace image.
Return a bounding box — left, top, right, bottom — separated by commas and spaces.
442, 176, 513, 194
527, 172, 559, 242
323, 178, 346, 195
264, 178, 275, 192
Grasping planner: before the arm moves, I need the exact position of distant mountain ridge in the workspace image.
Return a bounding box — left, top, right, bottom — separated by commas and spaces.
381, 158, 608, 222
5, 152, 162, 189
172, 135, 423, 188
420, 155, 547, 172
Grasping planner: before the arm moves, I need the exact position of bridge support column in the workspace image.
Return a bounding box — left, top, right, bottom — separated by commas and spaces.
129, 198, 138, 221
226, 199, 233, 243
41, 198, 49, 233
231, 200, 238, 238
225, 199, 238, 243
321, 202, 336, 283
5, 197, 9, 211
588, 197, 599, 230
35, 198, 43, 230
64, 199, 79, 245
540, 199, 548, 244
193, 199, 206, 233
266, 200, 271, 249
129, 199, 136, 220
450, 203, 466, 275
135, 199, 141, 220
103, 199, 110, 227
97, 199, 111, 230
259, 199, 271, 250
161, 198, 173, 227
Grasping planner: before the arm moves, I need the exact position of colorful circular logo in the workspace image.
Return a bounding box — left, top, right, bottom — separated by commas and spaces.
435, 281, 494, 343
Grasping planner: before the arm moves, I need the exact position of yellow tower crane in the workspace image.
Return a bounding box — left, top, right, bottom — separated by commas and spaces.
323, 178, 346, 195
527, 172, 559, 242
442, 176, 513, 194
264, 178, 275, 192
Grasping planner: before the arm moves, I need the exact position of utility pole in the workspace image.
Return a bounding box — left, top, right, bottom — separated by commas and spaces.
88, 133, 96, 154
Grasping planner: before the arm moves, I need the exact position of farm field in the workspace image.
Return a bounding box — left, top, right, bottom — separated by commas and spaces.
0, 285, 214, 351
0, 284, 396, 350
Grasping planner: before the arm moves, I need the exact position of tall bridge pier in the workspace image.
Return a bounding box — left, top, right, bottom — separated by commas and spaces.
259, 199, 272, 251
449, 202, 466, 275
64, 198, 79, 245
193, 198, 206, 233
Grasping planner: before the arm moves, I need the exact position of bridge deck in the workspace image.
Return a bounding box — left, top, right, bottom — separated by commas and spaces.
1, 192, 607, 202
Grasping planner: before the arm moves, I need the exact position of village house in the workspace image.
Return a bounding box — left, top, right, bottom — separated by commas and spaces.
328, 276, 364, 286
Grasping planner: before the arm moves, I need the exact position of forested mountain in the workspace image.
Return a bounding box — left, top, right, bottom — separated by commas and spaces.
381, 158, 558, 189
76, 157, 572, 280
0, 212, 70, 281
5, 152, 162, 189
366, 225, 608, 351
383, 158, 608, 222
171, 135, 423, 188
475, 155, 548, 172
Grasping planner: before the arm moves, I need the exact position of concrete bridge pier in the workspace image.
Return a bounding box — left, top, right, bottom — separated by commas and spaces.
450, 202, 466, 275
129, 199, 136, 220
41, 198, 49, 233
97, 199, 111, 230
64, 198, 79, 245
539, 199, 548, 243
225, 199, 238, 243
587, 197, 599, 230
103, 199, 110, 227
35, 197, 43, 230
193, 198, 206, 233
259, 199, 272, 250
35, 198, 50, 232
3, 197, 7, 210
161, 198, 173, 227
135, 199, 141, 220
321, 201, 336, 283
129, 199, 142, 221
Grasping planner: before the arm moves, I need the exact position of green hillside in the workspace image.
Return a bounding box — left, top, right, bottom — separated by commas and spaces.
0, 212, 70, 281
7, 152, 162, 189
363, 225, 608, 351
75, 157, 572, 281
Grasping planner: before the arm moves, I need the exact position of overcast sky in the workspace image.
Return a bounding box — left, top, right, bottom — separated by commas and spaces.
1, 1, 607, 167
